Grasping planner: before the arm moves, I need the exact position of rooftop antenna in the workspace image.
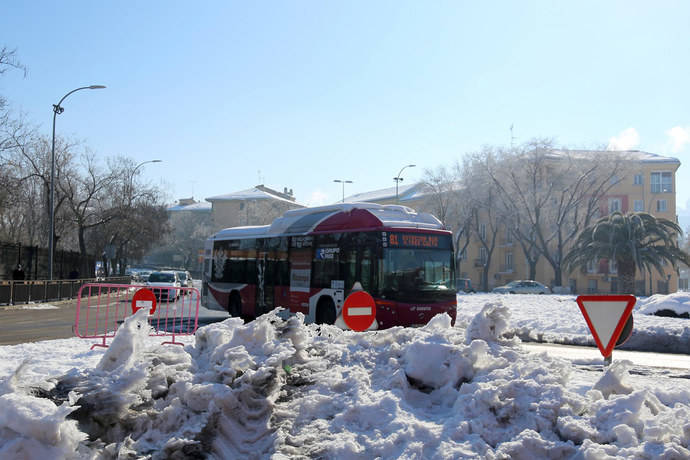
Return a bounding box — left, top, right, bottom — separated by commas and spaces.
510, 124, 516, 148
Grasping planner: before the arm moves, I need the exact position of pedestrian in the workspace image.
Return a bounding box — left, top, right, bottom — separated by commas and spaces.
12, 264, 25, 280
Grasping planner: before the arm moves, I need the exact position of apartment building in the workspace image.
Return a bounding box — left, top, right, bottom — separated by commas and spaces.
205, 185, 304, 233
461, 150, 681, 295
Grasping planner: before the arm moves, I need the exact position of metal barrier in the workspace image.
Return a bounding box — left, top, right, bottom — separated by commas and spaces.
0, 277, 131, 306
74, 283, 200, 349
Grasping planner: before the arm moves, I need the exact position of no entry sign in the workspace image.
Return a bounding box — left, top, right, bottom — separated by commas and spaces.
132, 288, 157, 315
576, 295, 636, 358
342, 290, 376, 332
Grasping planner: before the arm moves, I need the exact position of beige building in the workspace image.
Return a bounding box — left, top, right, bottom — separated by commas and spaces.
206, 185, 304, 233
346, 150, 682, 295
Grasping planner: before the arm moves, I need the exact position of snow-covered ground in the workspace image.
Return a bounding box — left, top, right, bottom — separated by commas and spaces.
1, 293, 690, 458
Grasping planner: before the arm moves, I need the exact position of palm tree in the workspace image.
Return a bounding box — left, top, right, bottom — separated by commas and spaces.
563, 212, 690, 294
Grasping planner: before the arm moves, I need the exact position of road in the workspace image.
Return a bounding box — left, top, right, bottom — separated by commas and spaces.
0, 290, 229, 346
523, 342, 690, 377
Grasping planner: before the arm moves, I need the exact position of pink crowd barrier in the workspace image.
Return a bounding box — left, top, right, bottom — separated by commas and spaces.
75, 283, 200, 349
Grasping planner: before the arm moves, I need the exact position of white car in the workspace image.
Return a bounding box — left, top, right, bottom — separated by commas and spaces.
492, 280, 551, 294
175, 270, 193, 294
146, 271, 181, 301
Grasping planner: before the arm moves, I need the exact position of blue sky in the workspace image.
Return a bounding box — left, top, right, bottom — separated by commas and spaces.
2, 1, 690, 212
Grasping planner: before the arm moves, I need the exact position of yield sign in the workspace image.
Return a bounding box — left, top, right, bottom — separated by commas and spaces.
576, 295, 636, 358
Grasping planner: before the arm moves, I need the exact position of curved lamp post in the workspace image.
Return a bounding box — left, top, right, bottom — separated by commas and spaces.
333, 179, 353, 203
49, 85, 106, 280
128, 159, 162, 202
132, 159, 162, 187
394, 164, 416, 203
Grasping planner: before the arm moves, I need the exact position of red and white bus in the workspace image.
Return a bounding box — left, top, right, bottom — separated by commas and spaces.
201, 203, 456, 329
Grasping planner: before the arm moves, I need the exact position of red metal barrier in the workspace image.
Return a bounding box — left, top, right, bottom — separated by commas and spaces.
75, 283, 200, 349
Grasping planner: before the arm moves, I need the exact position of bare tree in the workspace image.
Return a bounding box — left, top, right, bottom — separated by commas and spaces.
0, 46, 26, 113
460, 147, 506, 291
421, 165, 456, 226
487, 140, 629, 287
60, 152, 117, 264
89, 156, 170, 274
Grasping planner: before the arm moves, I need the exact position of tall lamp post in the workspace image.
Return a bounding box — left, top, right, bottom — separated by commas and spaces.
333, 179, 353, 203
49, 85, 106, 280
394, 164, 416, 203
130, 159, 162, 195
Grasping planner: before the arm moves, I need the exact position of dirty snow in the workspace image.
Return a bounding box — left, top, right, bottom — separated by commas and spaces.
1, 294, 690, 458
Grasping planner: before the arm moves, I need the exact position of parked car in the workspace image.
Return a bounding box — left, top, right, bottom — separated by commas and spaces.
175, 270, 193, 294
456, 278, 476, 293
146, 271, 181, 301
492, 280, 551, 294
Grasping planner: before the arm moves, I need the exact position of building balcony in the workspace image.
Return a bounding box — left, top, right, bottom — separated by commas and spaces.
474, 259, 485, 267
499, 265, 514, 274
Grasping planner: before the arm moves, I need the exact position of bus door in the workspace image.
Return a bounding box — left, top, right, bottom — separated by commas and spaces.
269, 237, 290, 311
288, 236, 313, 314
256, 250, 273, 316
342, 238, 376, 293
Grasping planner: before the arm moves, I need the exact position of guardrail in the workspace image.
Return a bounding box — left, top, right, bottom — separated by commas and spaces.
0, 277, 131, 306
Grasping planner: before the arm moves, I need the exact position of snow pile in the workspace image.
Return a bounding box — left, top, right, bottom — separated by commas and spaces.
637, 292, 690, 318
1, 303, 690, 458
457, 293, 690, 353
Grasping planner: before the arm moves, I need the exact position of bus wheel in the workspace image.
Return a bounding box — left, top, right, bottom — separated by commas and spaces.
228, 292, 241, 318
315, 297, 336, 325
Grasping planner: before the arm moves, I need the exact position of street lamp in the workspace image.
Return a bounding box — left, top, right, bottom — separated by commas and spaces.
394, 164, 416, 203
49, 85, 106, 280
129, 159, 162, 202
333, 179, 353, 203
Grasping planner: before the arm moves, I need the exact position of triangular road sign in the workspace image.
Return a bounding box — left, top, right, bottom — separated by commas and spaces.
576, 295, 636, 358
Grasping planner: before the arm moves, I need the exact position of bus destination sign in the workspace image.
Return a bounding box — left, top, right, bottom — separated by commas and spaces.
386, 232, 450, 249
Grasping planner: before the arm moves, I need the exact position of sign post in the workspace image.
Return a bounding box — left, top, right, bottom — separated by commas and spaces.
342, 290, 376, 332
576, 295, 635, 364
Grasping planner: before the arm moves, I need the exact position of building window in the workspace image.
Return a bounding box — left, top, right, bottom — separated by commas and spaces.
633, 174, 643, 185
651, 172, 672, 193
240, 202, 245, 210
586, 259, 598, 274
505, 252, 513, 271
634, 200, 644, 212
479, 223, 486, 241
609, 259, 618, 274
608, 198, 621, 214
657, 199, 668, 212
479, 247, 487, 265
588, 278, 598, 294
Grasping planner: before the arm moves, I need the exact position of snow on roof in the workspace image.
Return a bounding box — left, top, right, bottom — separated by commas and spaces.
167, 202, 212, 212
205, 186, 303, 205
210, 202, 445, 240
547, 149, 680, 164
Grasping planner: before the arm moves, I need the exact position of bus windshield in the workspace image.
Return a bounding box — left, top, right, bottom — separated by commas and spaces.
380, 247, 455, 303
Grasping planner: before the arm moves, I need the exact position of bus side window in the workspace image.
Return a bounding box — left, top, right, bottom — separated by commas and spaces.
341, 247, 357, 290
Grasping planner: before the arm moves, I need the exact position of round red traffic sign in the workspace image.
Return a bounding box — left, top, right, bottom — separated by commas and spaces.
342, 290, 376, 332
132, 288, 157, 315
